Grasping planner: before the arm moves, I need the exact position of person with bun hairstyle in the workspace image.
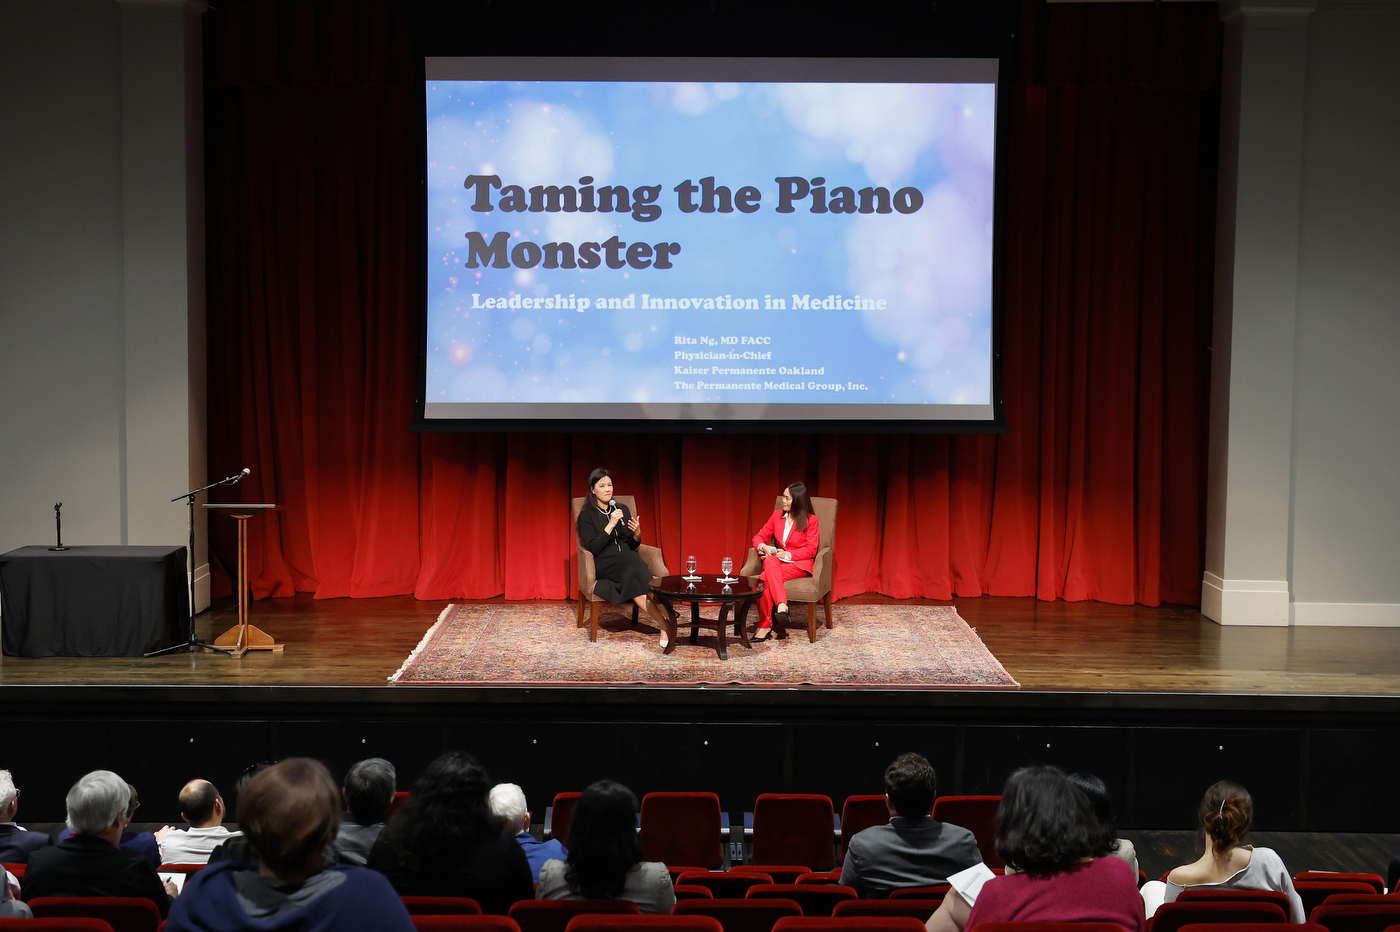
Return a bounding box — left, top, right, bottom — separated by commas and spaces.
749, 481, 820, 641
925, 765, 1144, 932
1144, 780, 1303, 921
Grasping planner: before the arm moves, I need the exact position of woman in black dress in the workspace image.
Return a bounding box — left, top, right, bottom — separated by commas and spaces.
577, 468, 677, 651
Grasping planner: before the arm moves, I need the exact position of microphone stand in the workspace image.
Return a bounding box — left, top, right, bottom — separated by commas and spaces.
144, 471, 248, 658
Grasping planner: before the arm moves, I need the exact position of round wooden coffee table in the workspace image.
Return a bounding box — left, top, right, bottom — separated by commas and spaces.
650, 575, 765, 660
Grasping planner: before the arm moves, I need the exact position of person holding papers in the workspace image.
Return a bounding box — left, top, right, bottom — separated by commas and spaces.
925, 765, 1144, 932
750, 481, 820, 641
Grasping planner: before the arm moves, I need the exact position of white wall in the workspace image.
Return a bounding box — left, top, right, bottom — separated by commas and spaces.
1204, 0, 1400, 625
0, 0, 208, 607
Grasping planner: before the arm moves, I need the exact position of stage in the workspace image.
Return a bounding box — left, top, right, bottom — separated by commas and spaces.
4, 594, 1400, 838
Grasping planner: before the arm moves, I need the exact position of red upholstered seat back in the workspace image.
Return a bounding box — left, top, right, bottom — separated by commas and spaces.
550, 793, 583, 847
1177, 922, 1328, 932
968, 923, 1130, 932
673, 899, 804, 932
412, 918, 522, 932
773, 918, 928, 932
1151, 901, 1289, 932
679, 872, 774, 899
1177, 890, 1292, 915
732, 867, 812, 885
1310, 904, 1400, 932
640, 793, 723, 870
1296, 875, 1385, 895
838, 797, 890, 865
510, 900, 641, 932
1298, 884, 1381, 917
0, 919, 117, 932
566, 917, 725, 932
673, 886, 716, 901
746, 885, 857, 917
28, 898, 161, 932
402, 896, 485, 915
888, 887, 950, 901
832, 900, 944, 922
930, 797, 1001, 869
752, 795, 835, 871
387, 790, 411, 822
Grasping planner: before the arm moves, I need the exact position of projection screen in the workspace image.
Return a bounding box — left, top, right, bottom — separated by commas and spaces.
418, 57, 1001, 431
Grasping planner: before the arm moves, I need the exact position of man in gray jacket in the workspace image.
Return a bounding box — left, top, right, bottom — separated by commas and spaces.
839, 753, 982, 898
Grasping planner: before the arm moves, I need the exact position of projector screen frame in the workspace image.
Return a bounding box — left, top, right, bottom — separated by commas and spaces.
411, 56, 1009, 435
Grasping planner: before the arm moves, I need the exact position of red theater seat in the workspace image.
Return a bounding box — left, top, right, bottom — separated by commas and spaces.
567, 916, 725, 932
930, 797, 1001, 869
796, 873, 842, 886
1297, 884, 1380, 917
774, 918, 928, 932
2, 863, 24, 878
838, 797, 890, 864
402, 896, 485, 914
1178, 923, 1327, 932
752, 796, 835, 872
670, 868, 711, 885
680, 873, 775, 899
510, 900, 641, 932
1177, 890, 1293, 916
0, 921, 116, 932
1151, 901, 1288, 932
888, 886, 951, 901
548, 794, 583, 847
832, 899, 944, 922
733, 867, 815, 885
414, 919, 522, 932
673, 898, 804, 932
1310, 903, 1400, 932
747, 885, 857, 917
1297, 876, 1386, 896
675, 886, 716, 901
641, 793, 724, 870
28, 898, 162, 932
387, 791, 411, 822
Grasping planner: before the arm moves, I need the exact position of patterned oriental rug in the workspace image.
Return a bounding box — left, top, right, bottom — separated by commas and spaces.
390, 603, 1018, 689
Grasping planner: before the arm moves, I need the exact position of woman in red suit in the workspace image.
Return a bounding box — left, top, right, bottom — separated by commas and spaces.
750, 482, 819, 641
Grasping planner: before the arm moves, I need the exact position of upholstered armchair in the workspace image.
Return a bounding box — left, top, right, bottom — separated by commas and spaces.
572, 495, 668, 642
739, 496, 838, 642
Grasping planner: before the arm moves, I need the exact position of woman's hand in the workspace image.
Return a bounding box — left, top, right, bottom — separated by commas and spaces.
627, 515, 641, 537
777, 550, 791, 561
604, 508, 623, 532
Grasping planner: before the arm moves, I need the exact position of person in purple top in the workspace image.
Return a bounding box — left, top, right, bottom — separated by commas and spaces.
165, 758, 414, 932
490, 783, 567, 882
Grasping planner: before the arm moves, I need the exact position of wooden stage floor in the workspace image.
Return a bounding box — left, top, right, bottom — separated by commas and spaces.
2, 592, 1399, 694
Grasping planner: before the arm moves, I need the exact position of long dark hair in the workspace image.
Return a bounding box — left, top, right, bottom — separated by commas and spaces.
585, 468, 612, 510
785, 481, 814, 532
1198, 780, 1252, 855
564, 780, 643, 899
380, 752, 503, 870
1068, 772, 1119, 850
995, 765, 1114, 875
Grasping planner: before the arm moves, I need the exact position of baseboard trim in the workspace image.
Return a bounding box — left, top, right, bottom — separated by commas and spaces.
1291, 601, 1400, 627
1201, 573, 1290, 626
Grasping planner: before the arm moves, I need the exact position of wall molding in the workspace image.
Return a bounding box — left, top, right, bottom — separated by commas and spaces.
1292, 601, 1400, 626
1202, 573, 1291, 625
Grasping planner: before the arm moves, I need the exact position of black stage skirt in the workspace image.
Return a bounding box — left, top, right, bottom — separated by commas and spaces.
593, 545, 653, 604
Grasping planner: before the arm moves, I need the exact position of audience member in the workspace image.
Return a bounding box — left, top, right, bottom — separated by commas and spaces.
57, 782, 160, 865
366, 751, 533, 914
926, 765, 1143, 932
157, 779, 242, 865
0, 770, 51, 864
338, 758, 396, 867
165, 758, 414, 932
490, 782, 566, 882
1, 865, 31, 919
1068, 773, 1138, 876
1144, 780, 1303, 921
841, 753, 982, 897
535, 780, 675, 915
23, 770, 176, 918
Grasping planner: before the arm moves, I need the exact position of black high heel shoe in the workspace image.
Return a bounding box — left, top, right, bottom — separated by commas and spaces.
774, 607, 790, 627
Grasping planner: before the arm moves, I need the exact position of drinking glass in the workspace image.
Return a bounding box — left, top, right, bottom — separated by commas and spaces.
686, 555, 697, 578
722, 556, 733, 580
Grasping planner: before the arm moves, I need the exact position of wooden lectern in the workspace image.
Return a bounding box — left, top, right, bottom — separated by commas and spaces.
203, 504, 283, 657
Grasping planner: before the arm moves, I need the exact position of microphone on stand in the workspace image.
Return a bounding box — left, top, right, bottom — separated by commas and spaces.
219, 468, 251, 486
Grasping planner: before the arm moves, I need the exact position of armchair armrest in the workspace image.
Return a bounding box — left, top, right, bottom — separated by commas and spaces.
810, 546, 833, 594
739, 547, 761, 581
578, 547, 597, 599
639, 544, 668, 580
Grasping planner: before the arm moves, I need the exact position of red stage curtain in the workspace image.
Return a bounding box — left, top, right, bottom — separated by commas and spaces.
204, 1, 1218, 607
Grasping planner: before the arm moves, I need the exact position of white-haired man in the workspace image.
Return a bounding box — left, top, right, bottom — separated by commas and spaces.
0, 770, 51, 864
23, 770, 176, 918
489, 783, 564, 882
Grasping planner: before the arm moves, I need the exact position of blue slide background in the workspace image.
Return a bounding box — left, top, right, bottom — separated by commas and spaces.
425, 79, 995, 408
